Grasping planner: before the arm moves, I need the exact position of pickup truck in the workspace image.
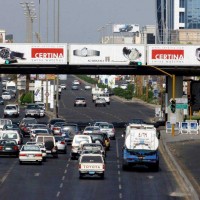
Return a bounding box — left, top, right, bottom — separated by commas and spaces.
79, 154, 105, 179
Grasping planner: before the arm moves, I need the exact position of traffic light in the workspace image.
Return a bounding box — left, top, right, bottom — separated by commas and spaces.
4, 59, 17, 64
191, 95, 197, 105
129, 61, 142, 66
170, 99, 176, 113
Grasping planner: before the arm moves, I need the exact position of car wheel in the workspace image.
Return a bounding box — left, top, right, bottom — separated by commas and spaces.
53, 153, 58, 158
95, 104, 97, 107
84, 104, 87, 107
79, 173, 83, 179
74, 104, 76, 107
19, 161, 22, 165
39, 161, 43, 165
4, 115, 7, 118
100, 173, 104, 179
104, 104, 106, 107
63, 149, 67, 154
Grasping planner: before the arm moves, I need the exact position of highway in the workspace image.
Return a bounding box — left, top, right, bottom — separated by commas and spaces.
0, 75, 193, 199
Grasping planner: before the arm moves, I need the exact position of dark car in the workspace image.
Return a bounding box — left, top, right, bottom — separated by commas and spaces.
48, 118, 65, 131
71, 84, 79, 90
0, 140, 19, 157
19, 117, 38, 137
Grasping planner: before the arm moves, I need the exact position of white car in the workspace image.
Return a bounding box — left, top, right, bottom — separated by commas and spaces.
4, 104, 19, 118
1, 91, 12, 100
19, 145, 43, 165
54, 135, 67, 154
99, 123, 116, 139
95, 97, 106, 107
83, 126, 100, 134
60, 84, 67, 90
0, 118, 12, 130
30, 128, 50, 141
73, 80, 80, 85
26, 141, 47, 161
84, 85, 92, 90
120, 84, 128, 90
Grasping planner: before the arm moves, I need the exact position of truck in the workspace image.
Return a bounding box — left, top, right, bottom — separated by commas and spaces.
78, 154, 105, 179
5, 81, 17, 94
122, 123, 159, 171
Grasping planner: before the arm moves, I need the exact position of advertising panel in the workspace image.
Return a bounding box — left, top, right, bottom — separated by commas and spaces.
147, 45, 200, 66
0, 44, 67, 65
113, 24, 139, 33
0, 30, 6, 43
69, 44, 146, 65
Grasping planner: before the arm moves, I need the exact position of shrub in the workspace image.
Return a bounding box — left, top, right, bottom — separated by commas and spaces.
21, 92, 33, 104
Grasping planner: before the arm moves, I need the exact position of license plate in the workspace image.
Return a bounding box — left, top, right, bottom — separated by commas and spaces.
138, 156, 143, 160
5, 147, 11, 150
89, 171, 95, 175
46, 150, 51, 153
28, 154, 34, 157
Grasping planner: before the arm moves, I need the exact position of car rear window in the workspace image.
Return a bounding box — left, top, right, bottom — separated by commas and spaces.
22, 145, 40, 151
81, 156, 103, 163
2, 133, 17, 139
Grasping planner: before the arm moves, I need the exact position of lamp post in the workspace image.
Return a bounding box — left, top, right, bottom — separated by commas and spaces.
20, 1, 37, 43
146, 65, 176, 136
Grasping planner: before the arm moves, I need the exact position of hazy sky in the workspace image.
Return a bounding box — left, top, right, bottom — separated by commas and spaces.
1, 0, 156, 43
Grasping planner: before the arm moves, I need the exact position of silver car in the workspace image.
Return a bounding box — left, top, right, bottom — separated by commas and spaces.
95, 97, 106, 107
25, 104, 40, 118
4, 104, 19, 118
54, 136, 67, 154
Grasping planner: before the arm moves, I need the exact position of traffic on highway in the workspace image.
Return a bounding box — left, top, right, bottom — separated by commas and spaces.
0, 75, 195, 199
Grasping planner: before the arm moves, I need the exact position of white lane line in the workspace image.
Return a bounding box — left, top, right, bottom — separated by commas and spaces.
118, 170, 121, 175
0, 160, 17, 184
62, 176, 65, 180
56, 191, 60, 197
64, 169, 67, 174
119, 193, 122, 199
66, 163, 69, 168
34, 173, 40, 177
68, 158, 70, 162
118, 177, 121, 182
119, 184, 122, 190
60, 183, 63, 188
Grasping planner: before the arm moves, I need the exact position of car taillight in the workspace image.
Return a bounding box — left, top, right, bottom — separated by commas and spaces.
0, 146, 3, 150
53, 127, 60, 130
13, 146, 19, 151
35, 154, 42, 157
60, 141, 65, 145
20, 153, 27, 156
79, 164, 81, 169
103, 164, 105, 170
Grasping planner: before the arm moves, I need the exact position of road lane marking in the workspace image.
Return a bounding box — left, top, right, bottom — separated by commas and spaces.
60, 183, 63, 188
118, 177, 121, 182
64, 169, 67, 174
116, 138, 119, 158
56, 191, 60, 197
119, 184, 122, 190
66, 163, 69, 168
119, 193, 122, 199
62, 176, 65, 180
0, 160, 17, 185
118, 170, 121, 175
34, 173, 40, 177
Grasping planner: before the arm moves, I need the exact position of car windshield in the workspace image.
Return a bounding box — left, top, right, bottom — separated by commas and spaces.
5, 106, 16, 110
100, 124, 113, 129
0, 140, 17, 145
50, 119, 65, 125
34, 130, 48, 134
75, 136, 90, 144
27, 104, 40, 109
0, 119, 12, 126
2, 133, 17, 139
23, 119, 37, 124
89, 134, 103, 141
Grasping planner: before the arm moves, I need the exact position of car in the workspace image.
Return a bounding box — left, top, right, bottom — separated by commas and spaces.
60, 84, 66, 90
72, 80, 80, 85
0, 118, 12, 130
94, 122, 109, 127
79, 143, 106, 159
0, 97, 4, 105
7, 90, 16, 99
1, 91, 12, 100
35, 102, 45, 117
99, 123, 116, 139
35, 134, 58, 158
74, 97, 87, 107
95, 97, 106, 107
30, 128, 50, 141
0, 130, 23, 146
25, 103, 41, 118
83, 126, 100, 134
19, 118, 38, 137
3, 104, 19, 118
19, 145, 43, 165
48, 118, 65, 131
26, 141, 47, 161
54, 135, 67, 154
52, 122, 67, 135
0, 140, 19, 157
71, 134, 92, 159
71, 84, 79, 90
84, 85, 92, 90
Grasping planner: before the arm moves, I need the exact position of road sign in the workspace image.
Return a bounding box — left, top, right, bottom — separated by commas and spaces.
176, 104, 188, 109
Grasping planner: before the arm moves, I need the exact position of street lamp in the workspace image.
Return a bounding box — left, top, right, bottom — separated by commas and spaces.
20, 1, 37, 43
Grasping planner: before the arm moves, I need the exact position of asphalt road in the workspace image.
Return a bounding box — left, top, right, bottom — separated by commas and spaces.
0, 75, 192, 199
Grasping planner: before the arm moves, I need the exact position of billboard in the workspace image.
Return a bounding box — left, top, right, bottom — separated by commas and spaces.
113, 24, 139, 33
69, 44, 146, 65
0, 44, 67, 65
147, 45, 200, 66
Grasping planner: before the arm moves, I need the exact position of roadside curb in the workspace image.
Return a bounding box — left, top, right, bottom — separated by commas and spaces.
161, 134, 199, 200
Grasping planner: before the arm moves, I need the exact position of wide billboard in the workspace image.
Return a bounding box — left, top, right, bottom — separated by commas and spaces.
69, 44, 146, 65
147, 45, 200, 66
113, 24, 139, 33
0, 44, 67, 65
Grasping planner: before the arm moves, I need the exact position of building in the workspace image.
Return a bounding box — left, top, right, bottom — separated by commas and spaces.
156, 0, 200, 44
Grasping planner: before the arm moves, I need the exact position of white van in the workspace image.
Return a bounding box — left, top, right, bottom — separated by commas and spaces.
71, 135, 92, 159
